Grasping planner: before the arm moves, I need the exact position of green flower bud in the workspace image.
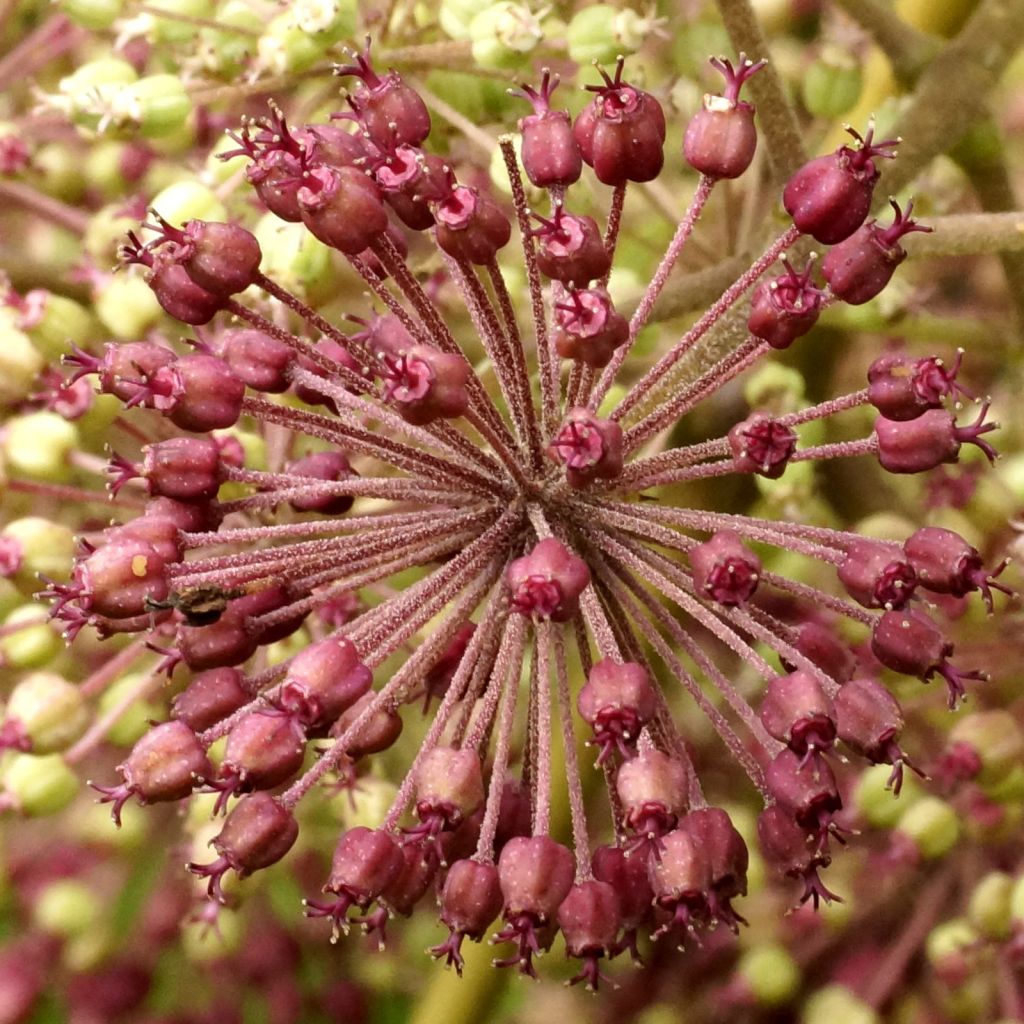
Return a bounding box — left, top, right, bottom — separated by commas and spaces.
85, 202, 145, 263
94, 274, 163, 339
997, 452, 1024, 505
33, 878, 101, 938
966, 871, 1013, 940
949, 711, 1024, 789
566, 4, 653, 65
256, 13, 328, 75
743, 363, 807, 414
851, 765, 925, 827
33, 142, 87, 202
58, 0, 124, 30
55, 58, 139, 135
147, 0, 210, 43
802, 46, 863, 119
0, 606, 63, 669
76, 393, 123, 450
182, 907, 243, 961
17, 293, 95, 362
1009, 873, 1024, 925
895, 795, 960, 860
0, 316, 44, 405
925, 917, 977, 967
333, 775, 398, 830
197, 0, 263, 77
0, 579, 23, 620
802, 985, 880, 1024
439, 0, 494, 39
119, 75, 192, 139
737, 943, 801, 1006
252, 213, 338, 305
97, 672, 165, 747
983, 764, 1024, 805
470, 2, 545, 70
7, 672, 88, 754
148, 180, 228, 229
853, 512, 917, 543
263, 628, 310, 668
3, 411, 79, 481
288, 0, 357, 39
2, 752, 79, 815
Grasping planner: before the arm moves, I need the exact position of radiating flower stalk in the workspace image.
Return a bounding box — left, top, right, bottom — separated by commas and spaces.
1, 0, 1023, 1020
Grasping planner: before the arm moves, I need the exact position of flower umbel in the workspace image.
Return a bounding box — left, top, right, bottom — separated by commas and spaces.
42, 43, 1010, 990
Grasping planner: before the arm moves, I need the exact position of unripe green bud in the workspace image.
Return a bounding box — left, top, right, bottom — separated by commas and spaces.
3, 752, 79, 815
197, 0, 263, 76
182, 907, 243, 961
7, 672, 88, 754
97, 672, 165, 747
851, 765, 925, 827
854, 512, 916, 543
2, 517, 76, 583
147, 0, 209, 43
470, 2, 545, 69
895, 796, 960, 860
802, 985, 880, 1024
3, 412, 79, 481
256, 13, 327, 75
34, 878, 101, 938
85, 202, 145, 263
18, 293, 95, 362
34, 142, 87, 202
252, 214, 338, 305
59, 0, 124, 30
288, 0, 356, 39
566, 4, 651, 65
737, 943, 801, 1006
333, 775, 398, 830
983, 764, 1024, 804
802, 47, 863, 119
926, 917, 977, 966
119, 75, 192, 139
148, 180, 228, 229
0, 606, 63, 669
1009, 873, 1024, 925
439, 0, 493, 39
949, 711, 1024, 788
743, 363, 806, 413
0, 316, 44, 405
967, 871, 1013, 940
94, 274, 163, 339
56, 58, 138, 134
77, 393, 122, 449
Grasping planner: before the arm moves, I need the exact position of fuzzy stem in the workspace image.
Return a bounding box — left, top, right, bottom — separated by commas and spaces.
531, 623, 553, 836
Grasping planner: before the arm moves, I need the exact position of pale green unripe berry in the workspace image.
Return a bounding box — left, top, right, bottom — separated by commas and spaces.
59, 0, 124, 30
3, 411, 79, 481
0, 606, 63, 669
802, 46, 863, 119
470, 2, 545, 69
854, 512, 917, 543
264, 628, 310, 667
737, 944, 801, 1006
34, 879, 101, 938
97, 672, 165, 747
966, 871, 1014, 940
802, 986, 880, 1024
566, 4, 651, 65
1009, 873, 1024, 926
0, 316, 44, 406
204, 131, 250, 184
77, 393, 125, 450
983, 764, 1024, 804
2, 752, 79, 815
33, 141, 87, 202
16, 293, 95, 362
93, 274, 163, 339
949, 710, 1024, 789
85, 202, 146, 263
148, 180, 228, 230
7, 672, 88, 754
895, 796, 960, 860
854, 763, 924, 829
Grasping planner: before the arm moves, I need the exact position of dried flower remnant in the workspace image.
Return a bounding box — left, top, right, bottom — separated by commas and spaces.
29, 37, 1009, 990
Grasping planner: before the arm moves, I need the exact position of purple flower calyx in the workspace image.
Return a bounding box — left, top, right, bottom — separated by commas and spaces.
839, 122, 900, 177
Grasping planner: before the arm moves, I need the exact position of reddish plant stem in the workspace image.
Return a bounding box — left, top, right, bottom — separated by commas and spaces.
610, 225, 800, 423
599, 183, 628, 287
531, 621, 553, 837
499, 136, 558, 431
7, 477, 144, 508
